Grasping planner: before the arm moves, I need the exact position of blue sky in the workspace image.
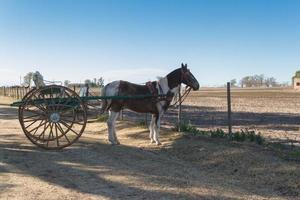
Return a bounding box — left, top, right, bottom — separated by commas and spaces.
0, 0, 300, 86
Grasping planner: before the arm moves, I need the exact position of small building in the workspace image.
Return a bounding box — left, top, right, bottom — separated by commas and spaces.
292, 71, 300, 89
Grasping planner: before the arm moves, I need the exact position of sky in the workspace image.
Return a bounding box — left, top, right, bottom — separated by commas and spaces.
0, 0, 300, 86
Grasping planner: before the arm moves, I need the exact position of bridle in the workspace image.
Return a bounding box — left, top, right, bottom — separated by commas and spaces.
181, 68, 195, 88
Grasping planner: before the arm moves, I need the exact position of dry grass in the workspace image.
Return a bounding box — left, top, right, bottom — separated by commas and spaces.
0, 105, 300, 199
180, 87, 300, 143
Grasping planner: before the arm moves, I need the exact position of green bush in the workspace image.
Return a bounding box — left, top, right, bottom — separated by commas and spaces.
211, 129, 225, 138
176, 121, 264, 145
97, 114, 109, 122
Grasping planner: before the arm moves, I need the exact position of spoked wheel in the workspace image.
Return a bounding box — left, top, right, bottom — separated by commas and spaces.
18, 85, 87, 150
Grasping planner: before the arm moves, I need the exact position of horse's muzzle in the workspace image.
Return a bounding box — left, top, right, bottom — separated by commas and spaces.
192, 83, 200, 90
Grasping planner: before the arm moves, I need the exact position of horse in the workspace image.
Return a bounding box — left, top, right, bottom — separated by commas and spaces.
100, 63, 200, 145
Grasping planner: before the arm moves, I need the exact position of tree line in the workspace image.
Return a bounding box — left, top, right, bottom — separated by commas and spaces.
230, 74, 288, 88
64, 78, 105, 87
22, 72, 105, 88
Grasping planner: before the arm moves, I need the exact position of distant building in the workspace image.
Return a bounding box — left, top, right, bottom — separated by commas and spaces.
292, 71, 300, 89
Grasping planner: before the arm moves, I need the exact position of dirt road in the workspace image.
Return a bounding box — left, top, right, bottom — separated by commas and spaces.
0, 105, 300, 200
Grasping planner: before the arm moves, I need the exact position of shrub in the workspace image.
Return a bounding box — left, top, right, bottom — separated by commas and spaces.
176, 121, 264, 145
97, 114, 109, 122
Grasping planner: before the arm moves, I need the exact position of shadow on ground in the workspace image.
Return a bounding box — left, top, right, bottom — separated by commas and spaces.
1, 125, 300, 199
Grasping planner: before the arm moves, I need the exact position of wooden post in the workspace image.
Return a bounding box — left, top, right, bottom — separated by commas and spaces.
17, 87, 19, 99
177, 85, 182, 132
227, 82, 232, 137
3, 87, 6, 96
73, 85, 76, 92
86, 85, 89, 97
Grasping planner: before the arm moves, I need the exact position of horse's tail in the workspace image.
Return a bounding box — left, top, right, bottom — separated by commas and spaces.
99, 81, 120, 114
99, 84, 110, 114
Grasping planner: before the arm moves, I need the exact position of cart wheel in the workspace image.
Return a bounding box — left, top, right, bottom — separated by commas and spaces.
19, 85, 87, 149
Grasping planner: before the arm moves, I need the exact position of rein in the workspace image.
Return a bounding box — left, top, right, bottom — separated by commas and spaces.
170, 86, 192, 107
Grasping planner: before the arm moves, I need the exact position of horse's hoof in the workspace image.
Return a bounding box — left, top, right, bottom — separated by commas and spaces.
108, 140, 119, 145
156, 141, 161, 146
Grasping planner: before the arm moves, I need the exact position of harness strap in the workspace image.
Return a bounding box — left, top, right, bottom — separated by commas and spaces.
157, 82, 164, 95
146, 81, 158, 96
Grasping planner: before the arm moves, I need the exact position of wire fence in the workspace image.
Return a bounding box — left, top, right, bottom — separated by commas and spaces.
1, 84, 300, 143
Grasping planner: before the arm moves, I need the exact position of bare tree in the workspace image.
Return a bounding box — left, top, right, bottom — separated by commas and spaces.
240, 74, 278, 88
97, 77, 105, 87
23, 72, 33, 87
265, 77, 277, 87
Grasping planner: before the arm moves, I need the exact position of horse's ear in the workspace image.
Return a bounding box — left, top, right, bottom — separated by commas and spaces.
181, 63, 187, 71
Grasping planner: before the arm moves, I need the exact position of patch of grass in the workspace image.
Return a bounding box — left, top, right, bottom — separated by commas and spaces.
175, 120, 210, 136
230, 129, 264, 145
288, 150, 300, 158
97, 114, 109, 122
269, 142, 300, 161
176, 121, 264, 145
210, 128, 226, 138
136, 121, 148, 128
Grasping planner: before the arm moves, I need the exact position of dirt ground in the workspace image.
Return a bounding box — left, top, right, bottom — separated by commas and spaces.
1, 105, 300, 200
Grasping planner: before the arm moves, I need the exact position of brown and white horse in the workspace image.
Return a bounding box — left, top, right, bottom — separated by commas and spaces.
100, 63, 199, 145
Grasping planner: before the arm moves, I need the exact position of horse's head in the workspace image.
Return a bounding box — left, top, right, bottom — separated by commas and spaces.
180, 63, 199, 90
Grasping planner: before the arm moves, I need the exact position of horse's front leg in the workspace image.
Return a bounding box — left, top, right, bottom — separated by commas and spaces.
107, 111, 120, 145
153, 112, 164, 145
149, 114, 156, 144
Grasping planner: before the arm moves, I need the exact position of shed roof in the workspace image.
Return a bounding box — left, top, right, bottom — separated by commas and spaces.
293, 71, 300, 79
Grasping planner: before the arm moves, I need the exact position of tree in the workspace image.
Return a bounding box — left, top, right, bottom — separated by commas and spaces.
265, 77, 277, 87
23, 72, 33, 87
64, 80, 71, 86
240, 74, 278, 88
230, 79, 237, 87
84, 79, 92, 86
97, 77, 105, 87
240, 76, 252, 87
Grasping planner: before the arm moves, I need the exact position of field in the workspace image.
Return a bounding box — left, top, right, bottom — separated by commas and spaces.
0, 88, 300, 199
123, 87, 300, 143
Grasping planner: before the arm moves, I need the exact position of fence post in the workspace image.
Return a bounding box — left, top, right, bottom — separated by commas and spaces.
177, 85, 182, 132
17, 87, 19, 99
4, 87, 6, 96
86, 85, 89, 97
144, 113, 148, 128
227, 82, 232, 137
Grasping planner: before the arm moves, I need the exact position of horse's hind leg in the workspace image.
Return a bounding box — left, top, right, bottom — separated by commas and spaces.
149, 114, 156, 143
107, 110, 120, 145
